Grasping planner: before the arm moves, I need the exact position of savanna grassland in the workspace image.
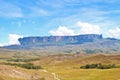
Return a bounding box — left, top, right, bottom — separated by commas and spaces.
0, 48, 120, 80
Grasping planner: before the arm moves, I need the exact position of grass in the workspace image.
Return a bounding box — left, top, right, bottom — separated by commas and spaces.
41, 54, 120, 80
54, 68, 120, 80
0, 74, 24, 80
0, 48, 120, 80
0, 64, 54, 80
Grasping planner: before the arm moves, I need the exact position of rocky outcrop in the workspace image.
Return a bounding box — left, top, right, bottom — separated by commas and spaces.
18, 34, 103, 46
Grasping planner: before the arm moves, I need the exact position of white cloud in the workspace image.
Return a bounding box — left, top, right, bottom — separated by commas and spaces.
0, 43, 9, 47
108, 27, 120, 38
0, 34, 23, 46
49, 21, 102, 36
49, 26, 75, 36
77, 21, 101, 34
0, 43, 3, 47
9, 34, 23, 45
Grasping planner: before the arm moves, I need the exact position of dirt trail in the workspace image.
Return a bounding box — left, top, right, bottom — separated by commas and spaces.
41, 69, 61, 80
52, 72, 61, 80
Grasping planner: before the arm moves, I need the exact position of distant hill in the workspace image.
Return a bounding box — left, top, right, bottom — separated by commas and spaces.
3, 34, 120, 54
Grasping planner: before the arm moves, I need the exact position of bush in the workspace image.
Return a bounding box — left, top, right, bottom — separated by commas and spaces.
80, 63, 117, 69
4, 62, 42, 69
7, 58, 39, 62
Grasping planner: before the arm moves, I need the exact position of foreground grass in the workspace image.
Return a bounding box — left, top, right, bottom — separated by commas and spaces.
0, 64, 54, 80
0, 75, 23, 80
0, 50, 120, 80
52, 68, 120, 80
42, 54, 120, 80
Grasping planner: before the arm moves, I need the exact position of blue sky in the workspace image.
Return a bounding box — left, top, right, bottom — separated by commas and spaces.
0, 0, 120, 46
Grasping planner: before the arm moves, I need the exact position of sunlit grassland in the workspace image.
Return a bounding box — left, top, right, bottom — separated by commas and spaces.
0, 64, 54, 80
0, 48, 120, 80
41, 54, 120, 80
53, 68, 120, 80
0, 75, 23, 80
42, 64, 120, 80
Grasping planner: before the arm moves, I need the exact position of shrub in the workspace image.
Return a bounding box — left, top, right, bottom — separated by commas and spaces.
7, 58, 39, 62
4, 62, 42, 69
80, 63, 117, 69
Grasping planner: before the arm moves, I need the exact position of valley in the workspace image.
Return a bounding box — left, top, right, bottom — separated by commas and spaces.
0, 48, 120, 80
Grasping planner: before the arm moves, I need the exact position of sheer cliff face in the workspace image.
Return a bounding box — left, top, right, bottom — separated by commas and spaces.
18, 34, 103, 46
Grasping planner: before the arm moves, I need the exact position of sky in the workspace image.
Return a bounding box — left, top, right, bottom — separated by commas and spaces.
0, 0, 120, 46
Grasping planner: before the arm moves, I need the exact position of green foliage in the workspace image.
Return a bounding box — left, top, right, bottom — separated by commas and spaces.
4, 63, 42, 69
80, 63, 117, 69
83, 49, 96, 54
7, 58, 39, 62
76, 52, 80, 54
83, 49, 103, 54
64, 50, 72, 53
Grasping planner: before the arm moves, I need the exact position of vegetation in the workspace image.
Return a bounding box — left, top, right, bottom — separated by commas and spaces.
80, 63, 118, 69
64, 50, 72, 53
0, 48, 120, 80
83, 49, 103, 54
4, 63, 42, 69
39, 77, 45, 80
6, 58, 40, 62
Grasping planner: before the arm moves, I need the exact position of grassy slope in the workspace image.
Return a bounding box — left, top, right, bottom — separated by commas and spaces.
0, 65, 54, 80
0, 48, 54, 80
0, 48, 120, 80
40, 54, 120, 80
56, 68, 120, 80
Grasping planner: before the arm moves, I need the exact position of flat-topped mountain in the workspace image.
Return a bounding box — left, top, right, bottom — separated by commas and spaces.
18, 34, 103, 46
3, 34, 120, 54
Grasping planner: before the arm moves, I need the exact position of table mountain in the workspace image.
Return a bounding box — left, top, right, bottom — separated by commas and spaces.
18, 34, 103, 46
3, 34, 120, 54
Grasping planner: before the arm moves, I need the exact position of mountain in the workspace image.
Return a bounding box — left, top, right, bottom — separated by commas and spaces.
3, 34, 120, 54
18, 34, 103, 46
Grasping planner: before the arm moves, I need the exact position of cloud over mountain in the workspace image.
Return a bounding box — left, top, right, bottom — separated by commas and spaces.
49, 26, 75, 36
49, 21, 101, 36
0, 43, 3, 47
108, 27, 120, 38
9, 34, 23, 45
77, 21, 101, 34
